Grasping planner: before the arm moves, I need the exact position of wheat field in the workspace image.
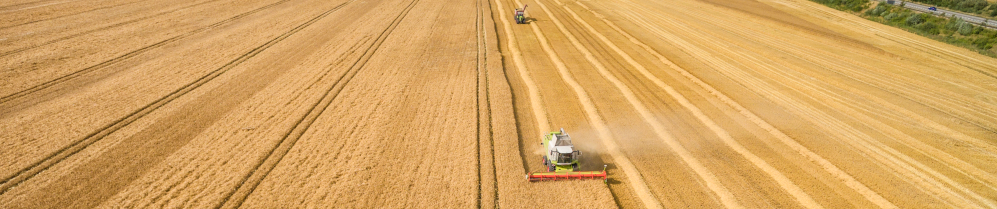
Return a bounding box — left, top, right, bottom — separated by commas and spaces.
1, 0, 996, 207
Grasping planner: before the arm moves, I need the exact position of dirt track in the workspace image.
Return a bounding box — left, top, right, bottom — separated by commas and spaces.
1, 0, 996, 207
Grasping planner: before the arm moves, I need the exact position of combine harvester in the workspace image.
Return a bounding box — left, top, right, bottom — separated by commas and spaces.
527, 128, 607, 182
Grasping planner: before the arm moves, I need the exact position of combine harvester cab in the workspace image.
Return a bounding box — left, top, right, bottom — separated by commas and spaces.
527, 128, 607, 182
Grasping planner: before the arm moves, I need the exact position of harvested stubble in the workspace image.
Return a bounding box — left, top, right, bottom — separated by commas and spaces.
2, 0, 997, 207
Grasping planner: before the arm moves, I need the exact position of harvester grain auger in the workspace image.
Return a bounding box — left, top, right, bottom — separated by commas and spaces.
527, 128, 608, 182
514, 4, 528, 24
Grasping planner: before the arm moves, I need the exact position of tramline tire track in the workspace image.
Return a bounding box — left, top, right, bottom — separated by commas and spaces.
595, 4, 900, 207
711, 9, 997, 123
491, 0, 553, 175
0, 0, 292, 109
764, 0, 997, 80
692, 7, 997, 108
724, 45, 997, 207
472, 0, 496, 206
0, 0, 80, 13
475, 0, 483, 203
721, 18, 997, 164
477, 0, 501, 204
540, 0, 827, 208
702, 20, 997, 192
737, 54, 992, 208
139, 0, 365, 204
627, 7, 990, 207
0, 0, 144, 30
575, 1, 940, 207
782, 0, 997, 72
771, 39, 997, 135
0, 0, 91, 12
682, 8, 997, 137
531, 0, 747, 207
0, 0, 59, 10
503, 0, 540, 179
631, 0, 997, 157
644, 17, 948, 206
504, 0, 669, 207
660, 3, 997, 184
788, 68, 997, 201
481, 0, 500, 206
637, 2, 997, 140
645, 0, 997, 107
881, 34, 997, 79
538, 0, 820, 207
0, 0, 221, 57
814, 56, 997, 134
0, 0, 331, 196
214, 0, 420, 207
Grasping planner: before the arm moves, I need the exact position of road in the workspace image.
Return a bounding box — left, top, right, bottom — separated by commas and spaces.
884, 0, 997, 28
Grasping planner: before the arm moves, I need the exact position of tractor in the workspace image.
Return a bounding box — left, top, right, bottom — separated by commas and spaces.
515, 5, 528, 24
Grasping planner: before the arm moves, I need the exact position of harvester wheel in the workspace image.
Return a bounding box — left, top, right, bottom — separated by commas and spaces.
572, 164, 579, 171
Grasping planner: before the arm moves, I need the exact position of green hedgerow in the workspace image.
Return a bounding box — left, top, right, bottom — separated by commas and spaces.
867, 4, 888, 15
959, 23, 975, 35
884, 12, 900, 21
946, 17, 963, 30
906, 14, 925, 26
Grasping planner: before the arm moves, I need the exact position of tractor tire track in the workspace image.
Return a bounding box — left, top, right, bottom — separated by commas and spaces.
479, 0, 501, 206
773, 0, 997, 73
0, 0, 144, 30
700, 15, 997, 156
492, 0, 550, 135
0, 0, 50, 9
618, 7, 939, 205
214, 0, 420, 207
531, 0, 745, 207
714, 15, 997, 192
688, 12, 997, 191
0, 0, 333, 195
735, 47, 997, 205
0, 0, 75, 12
800, 0, 997, 74
624, 6, 988, 207
476, 0, 485, 204
491, 0, 552, 176
701, 18, 997, 196
649, 0, 997, 138
726, 46, 995, 208
0, 0, 292, 114
544, 0, 823, 208
700, 6, 997, 136
657, 0, 997, 194
762, 0, 997, 133
474, 0, 499, 206
504, 0, 667, 206
594, 3, 899, 207
0, 0, 220, 57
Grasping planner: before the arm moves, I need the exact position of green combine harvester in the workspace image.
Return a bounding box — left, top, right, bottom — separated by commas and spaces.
527, 128, 607, 182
